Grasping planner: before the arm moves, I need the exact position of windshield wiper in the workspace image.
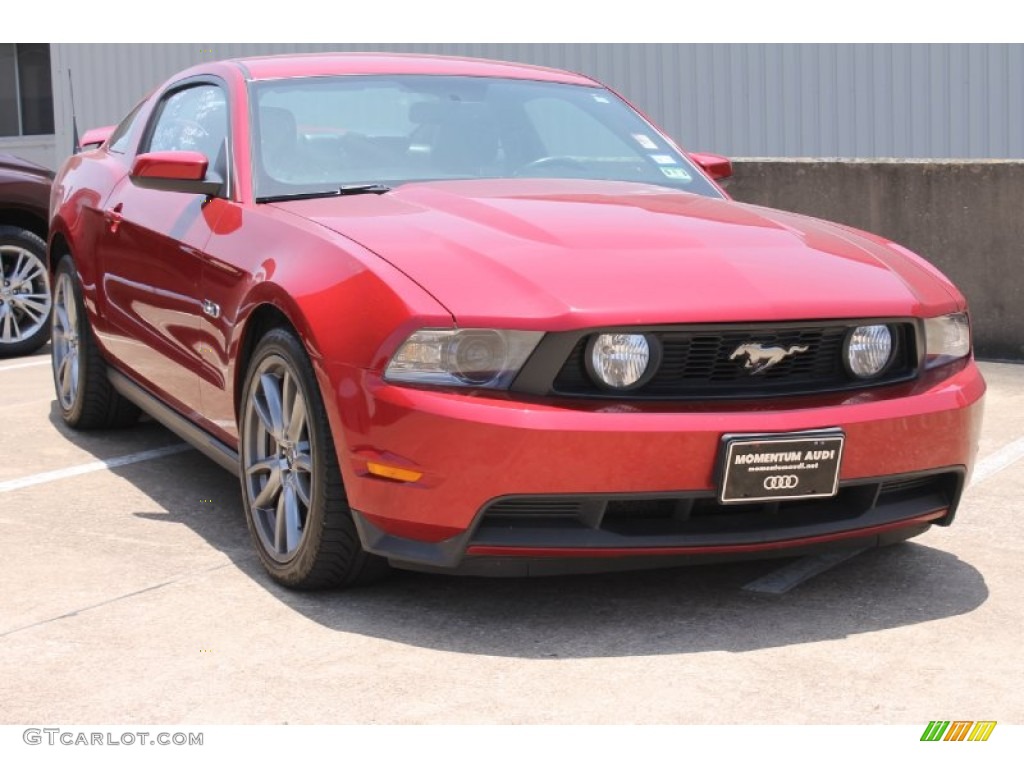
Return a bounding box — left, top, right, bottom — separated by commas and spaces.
337, 183, 391, 195
257, 183, 391, 204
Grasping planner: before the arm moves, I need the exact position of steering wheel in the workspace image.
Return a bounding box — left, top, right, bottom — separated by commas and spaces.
512, 155, 590, 177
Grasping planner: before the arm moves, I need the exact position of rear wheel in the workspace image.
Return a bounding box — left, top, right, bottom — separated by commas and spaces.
51, 254, 139, 429
0, 227, 51, 357
239, 328, 388, 589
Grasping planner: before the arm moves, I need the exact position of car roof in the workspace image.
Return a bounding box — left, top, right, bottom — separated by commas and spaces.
230, 52, 599, 87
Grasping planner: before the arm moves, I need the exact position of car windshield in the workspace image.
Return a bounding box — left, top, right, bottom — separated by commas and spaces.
249, 75, 723, 200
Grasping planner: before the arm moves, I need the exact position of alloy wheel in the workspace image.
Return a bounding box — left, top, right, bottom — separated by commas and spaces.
242, 355, 314, 562
0, 244, 51, 347
51, 272, 80, 410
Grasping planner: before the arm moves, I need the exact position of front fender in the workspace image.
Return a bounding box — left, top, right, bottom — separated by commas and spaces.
226, 221, 454, 453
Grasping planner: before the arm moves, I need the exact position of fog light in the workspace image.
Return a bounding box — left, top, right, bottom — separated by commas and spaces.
587, 333, 654, 389
845, 325, 893, 378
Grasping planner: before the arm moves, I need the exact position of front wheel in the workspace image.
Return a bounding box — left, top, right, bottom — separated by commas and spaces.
239, 328, 388, 589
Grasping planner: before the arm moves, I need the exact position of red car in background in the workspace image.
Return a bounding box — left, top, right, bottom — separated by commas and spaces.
0, 154, 52, 357
49, 54, 984, 589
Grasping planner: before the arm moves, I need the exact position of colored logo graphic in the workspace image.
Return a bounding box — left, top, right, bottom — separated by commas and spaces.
920, 721, 996, 742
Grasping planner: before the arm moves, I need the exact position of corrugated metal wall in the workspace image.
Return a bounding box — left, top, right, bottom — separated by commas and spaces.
49, 43, 1024, 169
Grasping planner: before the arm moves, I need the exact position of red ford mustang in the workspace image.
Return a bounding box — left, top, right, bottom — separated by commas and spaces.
49, 54, 985, 589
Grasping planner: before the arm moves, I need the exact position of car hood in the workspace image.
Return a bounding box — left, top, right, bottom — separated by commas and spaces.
280, 179, 961, 328
0, 153, 55, 181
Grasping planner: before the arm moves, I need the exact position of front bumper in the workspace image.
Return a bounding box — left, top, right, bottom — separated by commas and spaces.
331, 359, 985, 574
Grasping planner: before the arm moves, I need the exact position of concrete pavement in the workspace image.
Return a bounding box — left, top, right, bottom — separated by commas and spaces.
1, 350, 1021, 724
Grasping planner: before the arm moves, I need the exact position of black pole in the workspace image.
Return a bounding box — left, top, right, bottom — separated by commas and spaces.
68, 70, 80, 154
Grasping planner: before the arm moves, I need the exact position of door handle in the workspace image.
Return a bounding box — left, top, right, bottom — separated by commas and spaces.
103, 203, 124, 233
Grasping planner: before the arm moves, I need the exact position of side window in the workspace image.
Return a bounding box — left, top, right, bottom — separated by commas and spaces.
145, 84, 228, 163
107, 100, 145, 154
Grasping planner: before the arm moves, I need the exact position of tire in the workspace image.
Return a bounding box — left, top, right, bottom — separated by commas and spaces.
239, 327, 389, 590
51, 254, 140, 429
0, 226, 52, 357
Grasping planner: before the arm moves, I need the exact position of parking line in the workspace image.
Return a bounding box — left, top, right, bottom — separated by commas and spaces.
0, 358, 50, 372
0, 444, 193, 494
969, 435, 1024, 487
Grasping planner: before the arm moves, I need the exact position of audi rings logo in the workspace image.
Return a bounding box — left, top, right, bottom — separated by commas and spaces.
763, 475, 800, 490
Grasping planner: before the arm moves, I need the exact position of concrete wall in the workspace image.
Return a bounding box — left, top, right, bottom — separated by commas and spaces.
729, 160, 1023, 361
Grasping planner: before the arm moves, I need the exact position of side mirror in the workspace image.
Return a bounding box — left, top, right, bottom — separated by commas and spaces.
130, 151, 223, 196
80, 125, 115, 150
689, 152, 733, 181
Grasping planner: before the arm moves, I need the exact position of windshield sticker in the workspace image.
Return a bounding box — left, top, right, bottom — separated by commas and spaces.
592, 94, 611, 103
660, 167, 692, 180
632, 133, 658, 150
650, 154, 676, 165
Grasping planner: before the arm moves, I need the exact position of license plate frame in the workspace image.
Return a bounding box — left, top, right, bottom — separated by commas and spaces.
717, 430, 845, 505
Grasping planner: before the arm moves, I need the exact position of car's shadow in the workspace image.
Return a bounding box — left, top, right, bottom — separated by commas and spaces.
48, 402, 989, 659
5, 341, 51, 361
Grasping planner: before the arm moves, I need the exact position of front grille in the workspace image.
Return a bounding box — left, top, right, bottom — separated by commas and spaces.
471, 471, 961, 549
550, 322, 917, 399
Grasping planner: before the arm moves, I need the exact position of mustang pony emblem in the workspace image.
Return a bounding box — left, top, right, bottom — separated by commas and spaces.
729, 343, 809, 374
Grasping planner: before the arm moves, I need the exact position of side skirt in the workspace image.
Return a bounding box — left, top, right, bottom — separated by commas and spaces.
107, 368, 240, 476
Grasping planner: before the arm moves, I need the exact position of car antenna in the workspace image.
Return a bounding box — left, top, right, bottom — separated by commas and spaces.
68, 69, 81, 154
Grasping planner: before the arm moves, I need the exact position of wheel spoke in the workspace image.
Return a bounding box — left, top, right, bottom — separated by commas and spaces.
251, 465, 283, 509
285, 388, 307, 444
69, 351, 79, 399
246, 455, 280, 476
254, 372, 285, 439
273, 491, 288, 554
56, 354, 70, 393
294, 471, 311, 507
1, 308, 17, 342
55, 302, 71, 335
10, 251, 26, 282
281, 369, 296, 432
292, 451, 312, 475
11, 252, 43, 284
64, 283, 77, 329
60, 353, 73, 398
15, 294, 49, 322
17, 262, 45, 285
283, 483, 302, 552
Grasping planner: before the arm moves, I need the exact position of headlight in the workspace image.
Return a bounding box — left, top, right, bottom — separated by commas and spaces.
924, 312, 971, 368
845, 324, 893, 378
587, 333, 657, 390
384, 329, 544, 389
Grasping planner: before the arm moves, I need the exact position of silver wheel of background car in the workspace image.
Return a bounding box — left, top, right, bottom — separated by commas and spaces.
242, 354, 314, 563
0, 244, 51, 347
51, 271, 80, 410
